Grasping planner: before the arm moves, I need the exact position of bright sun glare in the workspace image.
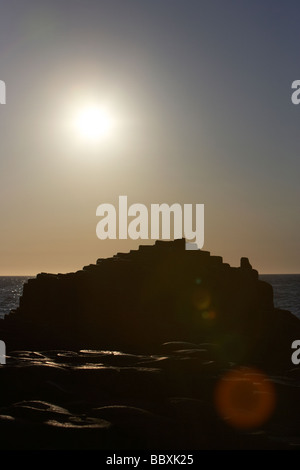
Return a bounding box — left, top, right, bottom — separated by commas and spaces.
73, 105, 114, 141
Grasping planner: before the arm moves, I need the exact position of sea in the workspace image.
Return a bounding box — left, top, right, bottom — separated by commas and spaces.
260, 274, 300, 318
0, 276, 33, 319
0, 274, 299, 319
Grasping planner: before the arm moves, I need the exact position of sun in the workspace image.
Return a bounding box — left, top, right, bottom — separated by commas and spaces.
73, 104, 114, 141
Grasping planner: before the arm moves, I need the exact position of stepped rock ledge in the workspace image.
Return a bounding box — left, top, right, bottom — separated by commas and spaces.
1, 238, 299, 372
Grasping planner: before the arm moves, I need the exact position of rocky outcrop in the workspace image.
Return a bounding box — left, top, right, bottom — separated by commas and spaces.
0, 348, 297, 450
1, 239, 300, 450
0, 239, 299, 371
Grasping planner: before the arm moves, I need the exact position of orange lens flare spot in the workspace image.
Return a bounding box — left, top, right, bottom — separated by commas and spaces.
193, 287, 211, 311
214, 367, 276, 429
201, 310, 216, 320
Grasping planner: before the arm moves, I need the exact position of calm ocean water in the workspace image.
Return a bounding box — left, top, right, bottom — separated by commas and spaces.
260, 274, 300, 318
0, 275, 299, 319
0, 277, 33, 318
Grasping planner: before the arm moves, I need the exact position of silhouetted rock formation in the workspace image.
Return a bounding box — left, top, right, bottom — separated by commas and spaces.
1, 239, 299, 371
1, 239, 300, 450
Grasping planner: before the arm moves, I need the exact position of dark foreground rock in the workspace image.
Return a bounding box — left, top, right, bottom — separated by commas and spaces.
0, 347, 300, 450
0, 239, 300, 449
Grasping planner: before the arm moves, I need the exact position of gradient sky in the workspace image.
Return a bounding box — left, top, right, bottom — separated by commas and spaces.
0, 0, 299, 275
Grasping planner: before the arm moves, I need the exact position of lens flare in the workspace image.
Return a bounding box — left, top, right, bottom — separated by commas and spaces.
214, 367, 276, 429
193, 286, 211, 311
201, 310, 216, 320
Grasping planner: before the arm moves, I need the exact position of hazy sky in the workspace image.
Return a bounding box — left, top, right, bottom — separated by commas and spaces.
0, 0, 299, 275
